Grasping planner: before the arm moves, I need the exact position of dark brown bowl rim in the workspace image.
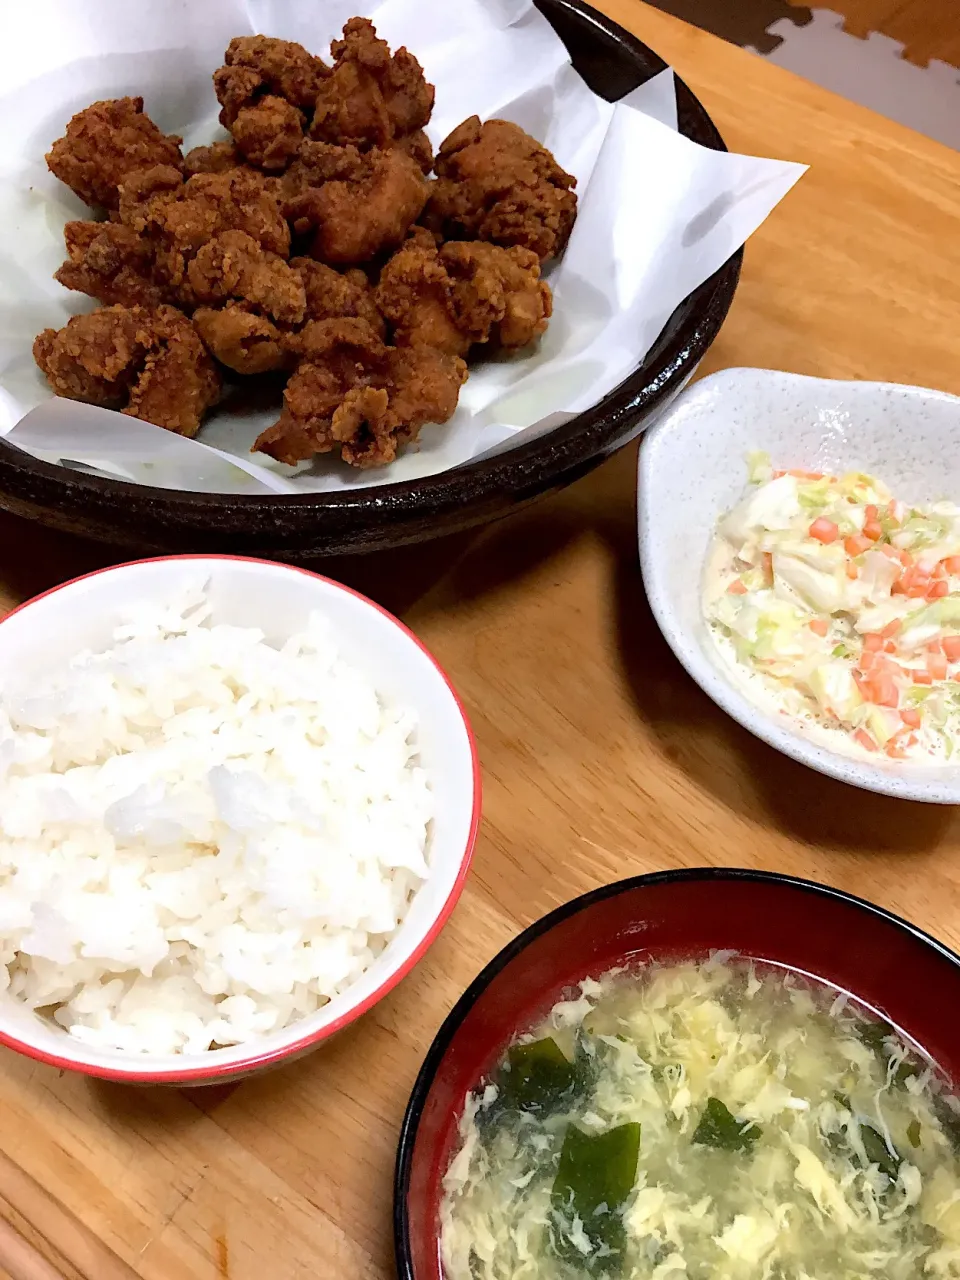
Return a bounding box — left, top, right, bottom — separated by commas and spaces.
392, 866, 960, 1278
1, 0, 742, 551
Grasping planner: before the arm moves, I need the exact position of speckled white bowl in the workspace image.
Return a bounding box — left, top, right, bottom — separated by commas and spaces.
637, 368, 960, 804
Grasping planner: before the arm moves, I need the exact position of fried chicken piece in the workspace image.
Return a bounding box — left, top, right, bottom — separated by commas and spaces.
33, 310, 140, 408
54, 220, 172, 308
87, 169, 300, 377
426, 116, 578, 262
310, 18, 433, 151
282, 140, 427, 264
117, 164, 291, 296
119, 165, 289, 254
171, 168, 291, 256
34, 305, 220, 436
117, 163, 187, 230
46, 97, 184, 211
181, 230, 306, 375
209, 257, 386, 374
283, 315, 383, 365
231, 95, 306, 171
404, 224, 442, 250
397, 129, 434, 175
215, 36, 328, 126
185, 231, 305, 323
442, 241, 552, 349
184, 140, 244, 176
291, 257, 385, 338
124, 315, 222, 435
375, 239, 552, 355
214, 36, 327, 172
193, 304, 287, 376
253, 317, 387, 463
374, 344, 466, 465
253, 317, 466, 467
374, 239, 465, 356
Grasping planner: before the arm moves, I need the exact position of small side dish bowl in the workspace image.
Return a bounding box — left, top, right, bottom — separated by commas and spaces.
393, 867, 960, 1278
637, 367, 960, 803
0, 556, 480, 1084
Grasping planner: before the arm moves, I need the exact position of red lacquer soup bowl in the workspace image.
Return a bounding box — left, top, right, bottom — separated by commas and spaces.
393, 867, 960, 1279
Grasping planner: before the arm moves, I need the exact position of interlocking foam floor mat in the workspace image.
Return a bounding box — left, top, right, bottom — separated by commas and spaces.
647, 0, 960, 149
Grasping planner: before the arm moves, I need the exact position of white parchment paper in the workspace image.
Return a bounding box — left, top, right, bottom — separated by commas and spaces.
0, 0, 806, 494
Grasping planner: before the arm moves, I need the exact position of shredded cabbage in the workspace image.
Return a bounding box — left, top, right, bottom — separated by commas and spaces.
704, 460, 960, 762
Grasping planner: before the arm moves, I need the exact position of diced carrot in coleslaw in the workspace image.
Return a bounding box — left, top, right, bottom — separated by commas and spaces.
705, 454, 960, 765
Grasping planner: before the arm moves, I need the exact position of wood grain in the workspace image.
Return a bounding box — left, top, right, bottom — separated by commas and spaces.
787, 0, 960, 68
3, 4, 960, 1276
878, 1, 960, 70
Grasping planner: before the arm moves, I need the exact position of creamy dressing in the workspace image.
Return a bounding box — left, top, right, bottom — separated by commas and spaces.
703, 540, 909, 764
701, 457, 960, 765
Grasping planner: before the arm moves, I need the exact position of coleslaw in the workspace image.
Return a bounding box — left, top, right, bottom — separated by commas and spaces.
704, 454, 960, 762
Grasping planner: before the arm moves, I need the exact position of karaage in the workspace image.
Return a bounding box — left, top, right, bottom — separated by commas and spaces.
291, 257, 385, 337
215, 35, 328, 125
34, 305, 221, 436
253, 317, 466, 466
55, 220, 172, 309
194, 255, 386, 376
375, 239, 552, 354
374, 239, 463, 355
46, 97, 184, 211
426, 116, 577, 261
231, 96, 306, 171
184, 140, 244, 176
443, 241, 553, 349
282, 140, 427, 264
117, 165, 290, 296
36, 20, 567, 473
185, 230, 305, 323
397, 129, 434, 176
182, 229, 305, 374
116, 164, 187, 232
193, 304, 288, 377
310, 18, 434, 153
213, 36, 328, 171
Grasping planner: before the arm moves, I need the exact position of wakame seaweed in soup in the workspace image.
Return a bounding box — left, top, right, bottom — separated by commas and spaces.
439, 958, 960, 1279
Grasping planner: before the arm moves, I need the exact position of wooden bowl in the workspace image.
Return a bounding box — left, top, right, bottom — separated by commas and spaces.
0, 0, 742, 560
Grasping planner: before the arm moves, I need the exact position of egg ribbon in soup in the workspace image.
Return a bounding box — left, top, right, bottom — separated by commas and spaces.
439, 958, 960, 1279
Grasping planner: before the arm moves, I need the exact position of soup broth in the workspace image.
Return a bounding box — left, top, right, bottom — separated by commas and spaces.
439, 957, 960, 1279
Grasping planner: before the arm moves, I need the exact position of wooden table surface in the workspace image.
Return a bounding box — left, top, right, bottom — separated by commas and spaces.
3, 4, 960, 1278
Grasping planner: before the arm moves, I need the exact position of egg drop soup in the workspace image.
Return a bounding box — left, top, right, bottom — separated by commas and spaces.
439, 957, 960, 1279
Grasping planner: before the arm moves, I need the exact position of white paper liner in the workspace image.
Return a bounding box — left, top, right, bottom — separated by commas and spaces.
0, 0, 806, 495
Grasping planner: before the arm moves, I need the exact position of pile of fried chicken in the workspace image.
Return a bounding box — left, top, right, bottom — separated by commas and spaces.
33, 19, 577, 468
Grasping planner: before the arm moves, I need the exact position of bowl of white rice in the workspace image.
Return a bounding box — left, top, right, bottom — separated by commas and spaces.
0, 556, 479, 1084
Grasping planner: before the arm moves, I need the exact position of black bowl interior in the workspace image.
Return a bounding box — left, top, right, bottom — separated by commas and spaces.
0, 0, 741, 558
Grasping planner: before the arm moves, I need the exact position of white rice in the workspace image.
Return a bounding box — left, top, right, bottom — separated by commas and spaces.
0, 586, 432, 1055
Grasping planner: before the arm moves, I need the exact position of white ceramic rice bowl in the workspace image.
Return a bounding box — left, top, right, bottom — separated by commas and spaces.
637, 367, 960, 804
0, 556, 480, 1083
